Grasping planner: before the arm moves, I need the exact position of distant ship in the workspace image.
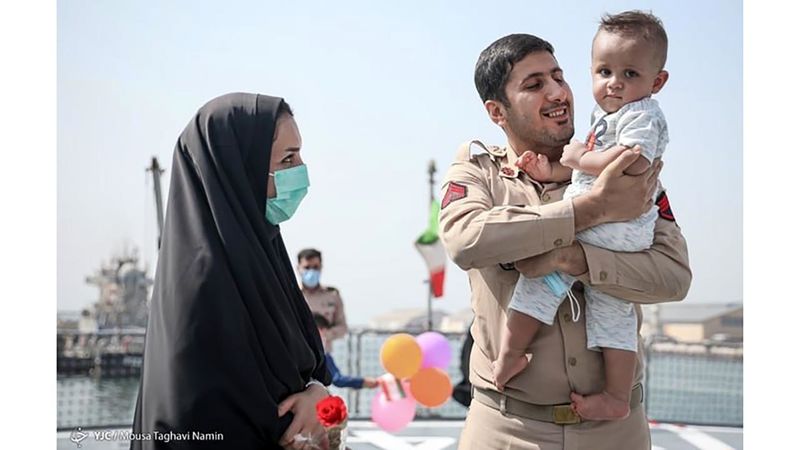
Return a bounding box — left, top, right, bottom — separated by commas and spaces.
57, 157, 165, 378
84, 246, 152, 330
57, 247, 152, 377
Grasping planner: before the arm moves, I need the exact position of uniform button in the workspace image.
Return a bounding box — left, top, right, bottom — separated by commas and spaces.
599, 271, 608, 281
554, 238, 563, 247
568, 357, 577, 366
563, 313, 571, 321
542, 193, 551, 202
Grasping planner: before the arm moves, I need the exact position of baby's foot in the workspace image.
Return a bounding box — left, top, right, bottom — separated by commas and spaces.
491, 352, 531, 391
516, 151, 552, 181
570, 391, 630, 421
516, 151, 537, 174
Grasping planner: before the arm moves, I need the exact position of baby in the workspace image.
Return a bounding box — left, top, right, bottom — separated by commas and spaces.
493, 10, 670, 421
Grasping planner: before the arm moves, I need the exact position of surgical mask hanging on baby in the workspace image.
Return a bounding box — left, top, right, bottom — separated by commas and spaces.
265, 164, 309, 225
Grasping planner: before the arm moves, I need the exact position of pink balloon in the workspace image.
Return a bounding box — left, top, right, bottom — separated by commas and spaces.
416, 332, 452, 370
371, 378, 416, 432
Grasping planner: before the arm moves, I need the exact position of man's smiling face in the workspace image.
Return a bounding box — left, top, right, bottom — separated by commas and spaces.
499, 51, 575, 158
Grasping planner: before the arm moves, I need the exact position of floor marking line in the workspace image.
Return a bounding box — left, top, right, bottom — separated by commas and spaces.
660, 424, 736, 450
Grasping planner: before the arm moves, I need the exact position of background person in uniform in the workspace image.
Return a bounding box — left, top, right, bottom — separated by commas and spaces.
439, 34, 691, 450
132, 93, 332, 450
297, 248, 348, 343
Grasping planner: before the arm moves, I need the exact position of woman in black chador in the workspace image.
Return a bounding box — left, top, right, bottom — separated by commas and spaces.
131, 93, 331, 449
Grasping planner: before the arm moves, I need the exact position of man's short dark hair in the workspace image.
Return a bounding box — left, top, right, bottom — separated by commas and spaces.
474, 34, 555, 106
598, 10, 669, 70
297, 248, 322, 263
313, 312, 331, 329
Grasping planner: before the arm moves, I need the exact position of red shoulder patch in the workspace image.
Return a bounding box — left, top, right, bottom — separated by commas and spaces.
442, 182, 467, 209
656, 191, 675, 222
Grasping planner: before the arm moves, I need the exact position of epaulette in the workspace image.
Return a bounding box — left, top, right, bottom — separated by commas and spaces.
455, 139, 507, 162
456, 139, 519, 178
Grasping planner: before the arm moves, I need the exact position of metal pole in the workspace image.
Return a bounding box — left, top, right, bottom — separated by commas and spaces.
147, 157, 165, 249
427, 160, 436, 331
653, 304, 662, 336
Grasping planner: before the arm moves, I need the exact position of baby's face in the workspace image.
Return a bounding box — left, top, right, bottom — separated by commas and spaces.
591, 30, 666, 113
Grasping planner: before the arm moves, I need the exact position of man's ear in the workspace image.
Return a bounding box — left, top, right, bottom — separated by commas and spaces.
651, 70, 669, 94
485, 100, 507, 128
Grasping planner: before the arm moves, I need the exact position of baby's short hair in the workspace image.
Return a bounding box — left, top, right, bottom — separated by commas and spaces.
598, 10, 668, 70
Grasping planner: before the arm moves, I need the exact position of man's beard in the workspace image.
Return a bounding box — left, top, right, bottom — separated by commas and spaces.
507, 112, 574, 159
528, 127, 574, 158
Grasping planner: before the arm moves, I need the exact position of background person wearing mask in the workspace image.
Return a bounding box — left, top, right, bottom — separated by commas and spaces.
297, 248, 348, 344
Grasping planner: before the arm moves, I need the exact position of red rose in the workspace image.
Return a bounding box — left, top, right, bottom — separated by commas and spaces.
316, 395, 348, 427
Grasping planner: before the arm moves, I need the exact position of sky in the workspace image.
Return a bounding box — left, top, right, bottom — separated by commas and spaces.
57, 0, 742, 326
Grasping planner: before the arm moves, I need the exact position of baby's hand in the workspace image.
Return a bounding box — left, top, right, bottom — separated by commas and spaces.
560, 139, 588, 170
516, 151, 553, 181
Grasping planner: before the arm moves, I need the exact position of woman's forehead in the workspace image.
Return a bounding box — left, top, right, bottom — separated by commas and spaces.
275, 117, 301, 145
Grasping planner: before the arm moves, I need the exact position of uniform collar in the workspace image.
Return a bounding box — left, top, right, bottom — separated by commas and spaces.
501, 143, 571, 191
301, 284, 325, 294
497, 144, 520, 179
485, 142, 569, 189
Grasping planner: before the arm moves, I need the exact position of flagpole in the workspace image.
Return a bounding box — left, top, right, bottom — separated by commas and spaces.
427, 159, 436, 331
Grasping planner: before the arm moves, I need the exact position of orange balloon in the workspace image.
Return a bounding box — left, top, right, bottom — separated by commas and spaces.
380, 334, 423, 379
409, 367, 452, 407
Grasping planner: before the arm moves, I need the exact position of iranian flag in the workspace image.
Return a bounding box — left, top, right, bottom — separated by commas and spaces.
415, 199, 446, 298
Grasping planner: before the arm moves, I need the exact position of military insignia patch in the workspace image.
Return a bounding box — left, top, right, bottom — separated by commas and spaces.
442, 182, 467, 209
656, 191, 675, 222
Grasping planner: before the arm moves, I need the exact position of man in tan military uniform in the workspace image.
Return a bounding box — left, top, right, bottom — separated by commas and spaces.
440, 34, 691, 450
297, 248, 348, 345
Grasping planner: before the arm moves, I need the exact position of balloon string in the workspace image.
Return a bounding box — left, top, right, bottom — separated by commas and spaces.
379, 378, 390, 399
395, 378, 405, 399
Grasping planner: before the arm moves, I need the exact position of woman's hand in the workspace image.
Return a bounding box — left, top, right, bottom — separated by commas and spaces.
278, 384, 330, 450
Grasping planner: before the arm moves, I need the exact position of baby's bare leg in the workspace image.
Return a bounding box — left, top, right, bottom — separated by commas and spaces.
492, 309, 541, 391
570, 348, 636, 420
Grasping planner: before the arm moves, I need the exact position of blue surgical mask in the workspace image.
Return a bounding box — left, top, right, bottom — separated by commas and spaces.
301, 269, 321, 288
265, 164, 309, 225
543, 272, 570, 298
543, 272, 581, 322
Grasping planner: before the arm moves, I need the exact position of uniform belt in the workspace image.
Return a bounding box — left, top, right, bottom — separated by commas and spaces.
472, 383, 643, 425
